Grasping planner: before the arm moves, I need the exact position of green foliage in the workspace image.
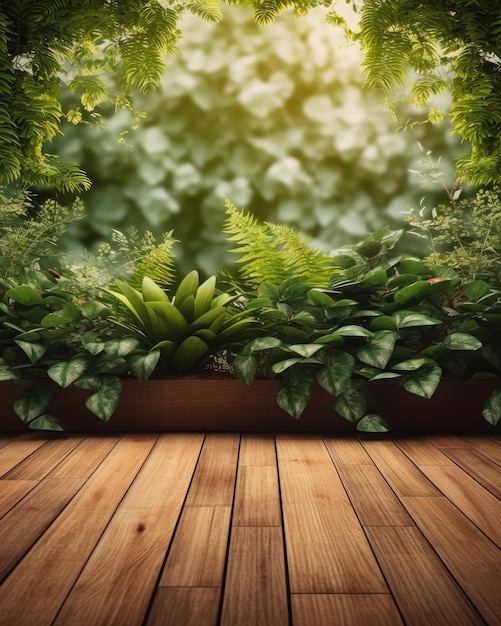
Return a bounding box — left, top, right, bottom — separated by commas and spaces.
351, 0, 501, 184
107, 271, 255, 373
53, 6, 458, 273
408, 184, 501, 289
224, 199, 336, 289
233, 225, 501, 431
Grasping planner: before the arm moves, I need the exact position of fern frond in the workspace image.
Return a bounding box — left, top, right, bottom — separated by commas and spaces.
187, 0, 223, 22
129, 233, 178, 291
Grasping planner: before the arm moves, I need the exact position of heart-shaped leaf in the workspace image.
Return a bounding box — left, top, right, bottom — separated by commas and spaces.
356, 414, 391, 432
85, 376, 122, 421
444, 333, 482, 351
48, 356, 89, 388
402, 366, 442, 399
276, 368, 314, 419
315, 353, 355, 396
482, 389, 501, 426
334, 381, 368, 421
357, 330, 398, 368
14, 388, 54, 422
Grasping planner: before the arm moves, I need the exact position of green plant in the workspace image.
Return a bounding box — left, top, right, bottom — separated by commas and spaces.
107, 271, 255, 374
408, 184, 501, 289
232, 227, 501, 431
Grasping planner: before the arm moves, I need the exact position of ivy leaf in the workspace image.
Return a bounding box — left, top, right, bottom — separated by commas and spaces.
232, 352, 258, 384
28, 415, 65, 431
48, 356, 89, 388
315, 353, 355, 396
104, 337, 140, 358
444, 333, 482, 351
276, 368, 314, 419
357, 330, 398, 368
393, 311, 441, 328
334, 380, 368, 422
357, 414, 391, 432
402, 366, 442, 399
14, 388, 54, 423
128, 350, 160, 381
334, 325, 373, 337
85, 376, 122, 421
14, 340, 47, 364
288, 343, 324, 358
272, 358, 304, 374
482, 389, 501, 426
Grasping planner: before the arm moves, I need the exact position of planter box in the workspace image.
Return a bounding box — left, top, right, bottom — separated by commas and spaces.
0, 378, 499, 433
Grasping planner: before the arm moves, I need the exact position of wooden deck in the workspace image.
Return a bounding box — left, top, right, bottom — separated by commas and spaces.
0, 432, 500, 626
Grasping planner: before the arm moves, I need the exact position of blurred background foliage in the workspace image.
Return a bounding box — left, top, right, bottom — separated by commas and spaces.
47, 5, 465, 276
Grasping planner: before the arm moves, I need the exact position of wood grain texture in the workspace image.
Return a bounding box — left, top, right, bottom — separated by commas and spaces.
292, 594, 403, 626
440, 447, 501, 499
220, 526, 288, 626
0, 435, 48, 476
147, 588, 220, 626
48, 435, 119, 478
0, 434, 157, 626
54, 434, 203, 626
366, 526, 483, 625
324, 435, 373, 465
337, 464, 413, 527
460, 435, 501, 466
159, 506, 231, 587
232, 465, 282, 527
361, 440, 440, 496
0, 479, 37, 518
419, 463, 501, 548
2, 436, 83, 480
401, 495, 501, 625
396, 437, 454, 466
277, 437, 387, 594
238, 434, 276, 466
185, 434, 240, 507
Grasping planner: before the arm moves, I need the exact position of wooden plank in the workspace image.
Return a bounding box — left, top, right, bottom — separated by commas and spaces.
48, 435, 119, 478
292, 594, 403, 626
3, 436, 83, 480
0, 436, 48, 477
0, 434, 157, 626
396, 437, 454, 466
441, 447, 501, 499
54, 434, 203, 626
277, 437, 387, 594
159, 506, 231, 587
0, 435, 17, 449
420, 464, 501, 548
0, 479, 37, 518
147, 588, 220, 626
232, 465, 282, 527
401, 496, 501, 625
185, 433, 239, 507
0, 478, 84, 582
238, 434, 276, 466
361, 440, 439, 497
337, 465, 413, 527
323, 435, 373, 465
220, 526, 288, 626
427, 434, 471, 448
366, 526, 483, 625
461, 435, 501, 466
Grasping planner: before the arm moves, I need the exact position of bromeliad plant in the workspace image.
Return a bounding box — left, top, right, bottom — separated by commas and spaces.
107, 270, 255, 374
232, 228, 501, 431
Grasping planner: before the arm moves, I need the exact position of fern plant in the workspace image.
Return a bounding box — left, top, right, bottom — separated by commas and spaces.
223, 199, 338, 290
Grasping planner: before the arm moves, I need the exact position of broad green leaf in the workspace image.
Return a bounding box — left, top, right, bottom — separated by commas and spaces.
194, 328, 217, 343
190, 306, 225, 331
142, 276, 169, 302
315, 353, 355, 395
176, 294, 195, 322
259, 309, 288, 321
194, 275, 216, 318
388, 274, 418, 288
29, 415, 65, 431
370, 372, 401, 380
272, 358, 304, 373
14, 388, 54, 422
356, 414, 391, 432
48, 356, 89, 388
146, 301, 188, 337
6, 285, 43, 305
85, 376, 122, 421
84, 341, 106, 355
331, 298, 358, 308
370, 315, 397, 331
334, 381, 368, 422
362, 269, 387, 286
232, 352, 258, 384
246, 297, 274, 309
247, 337, 283, 353
393, 311, 441, 328
312, 333, 345, 345
257, 282, 280, 299
14, 340, 47, 364
444, 333, 482, 351
289, 344, 324, 358
393, 357, 439, 371
334, 325, 373, 337
276, 368, 314, 419
463, 280, 490, 302
482, 389, 501, 426
151, 340, 176, 361
128, 350, 160, 381
307, 289, 335, 306
399, 259, 430, 275
81, 300, 109, 320
73, 376, 102, 389
394, 280, 430, 305
402, 366, 442, 399
40, 313, 73, 327
0, 366, 17, 381
357, 330, 398, 368
104, 337, 139, 357
172, 336, 209, 373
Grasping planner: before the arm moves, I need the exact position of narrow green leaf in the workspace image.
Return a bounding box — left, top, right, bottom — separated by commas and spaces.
141, 276, 169, 302
172, 336, 209, 373
174, 270, 199, 308
194, 275, 216, 318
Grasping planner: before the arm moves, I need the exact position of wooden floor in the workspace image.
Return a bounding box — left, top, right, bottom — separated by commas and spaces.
0, 432, 500, 626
